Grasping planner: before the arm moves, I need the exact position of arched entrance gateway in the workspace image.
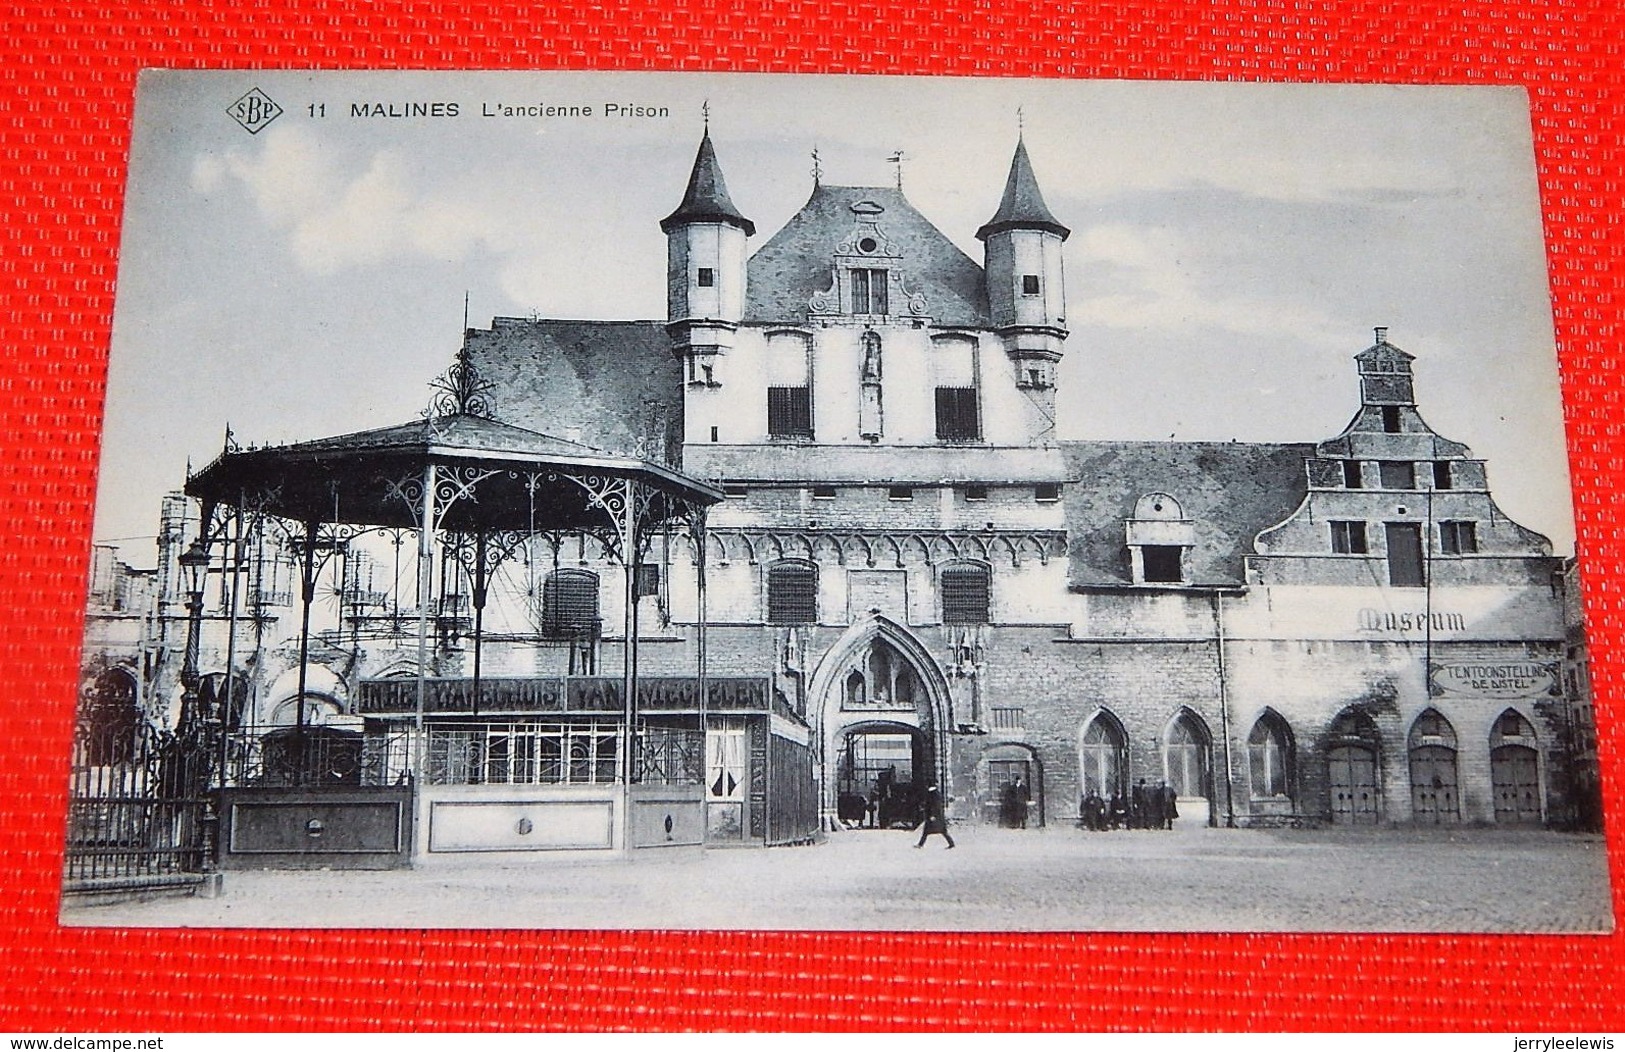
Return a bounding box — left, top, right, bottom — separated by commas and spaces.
808, 615, 952, 831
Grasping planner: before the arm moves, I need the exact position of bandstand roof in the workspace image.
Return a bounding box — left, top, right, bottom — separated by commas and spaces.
185, 413, 723, 534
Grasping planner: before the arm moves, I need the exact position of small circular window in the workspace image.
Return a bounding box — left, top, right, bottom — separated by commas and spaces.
858, 236, 878, 253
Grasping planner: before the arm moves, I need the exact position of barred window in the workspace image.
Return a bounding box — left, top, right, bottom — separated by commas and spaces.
542, 569, 599, 633
992, 706, 1025, 731
1440, 520, 1478, 555
935, 387, 981, 441
941, 564, 991, 624
426, 721, 619, 786
850, 268, 889, 314
1331, 521, 1368, 555
767, 386, 812, 438
767, 562, 817, 624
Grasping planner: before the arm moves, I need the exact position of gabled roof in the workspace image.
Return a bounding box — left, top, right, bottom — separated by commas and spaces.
1355, 336, 1416, 364
1061, 441, 1312, 588
660, 132, 755, 236
976, 139, 1070, 241
744, 184, 989, 326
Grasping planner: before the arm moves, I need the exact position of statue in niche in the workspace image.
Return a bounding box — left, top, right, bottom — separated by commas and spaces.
860, 329, 884, 440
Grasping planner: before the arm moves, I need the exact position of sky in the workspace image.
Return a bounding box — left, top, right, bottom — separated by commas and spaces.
95, 71, 1574, 563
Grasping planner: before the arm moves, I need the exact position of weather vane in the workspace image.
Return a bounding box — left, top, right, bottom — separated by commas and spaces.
810, 145, 822, 185
888, 150, 905, 190
702, 99, 710, 133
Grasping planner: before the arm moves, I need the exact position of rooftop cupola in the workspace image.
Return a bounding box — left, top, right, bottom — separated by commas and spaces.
1355, 326, 1417, 407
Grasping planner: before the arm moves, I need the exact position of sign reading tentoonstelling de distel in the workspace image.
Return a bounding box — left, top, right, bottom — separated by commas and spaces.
63, 70, 1607, 933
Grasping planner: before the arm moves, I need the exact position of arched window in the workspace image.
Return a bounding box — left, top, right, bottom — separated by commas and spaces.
766, 561, 817, 624
941, 563, 991, 624
542, 569, 600, 637
1164, 711, 1212, 798
1079, 712, 1127, 799
1407, 708, 1460, 824
1247, 712, 1294, 799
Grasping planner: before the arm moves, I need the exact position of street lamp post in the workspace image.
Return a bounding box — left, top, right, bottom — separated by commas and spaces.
177, 538, 213, 870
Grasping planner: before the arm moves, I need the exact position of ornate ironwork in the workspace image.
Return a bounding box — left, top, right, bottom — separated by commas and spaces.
426, 341, 495, 419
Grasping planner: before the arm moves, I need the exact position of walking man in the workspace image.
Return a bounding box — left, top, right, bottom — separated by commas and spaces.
915, 784, 956, 849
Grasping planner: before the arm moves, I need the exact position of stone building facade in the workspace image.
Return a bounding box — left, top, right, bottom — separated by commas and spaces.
86, 128, 1590, 839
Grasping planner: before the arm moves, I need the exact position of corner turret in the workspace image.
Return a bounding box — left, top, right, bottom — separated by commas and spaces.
662, 129, 753, 387
977, 139, 1069, 412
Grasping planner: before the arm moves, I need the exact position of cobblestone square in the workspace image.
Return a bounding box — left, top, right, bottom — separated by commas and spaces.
63, 825, 1614, 933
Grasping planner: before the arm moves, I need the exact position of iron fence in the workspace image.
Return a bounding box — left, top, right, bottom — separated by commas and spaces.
64, 719, 209, 887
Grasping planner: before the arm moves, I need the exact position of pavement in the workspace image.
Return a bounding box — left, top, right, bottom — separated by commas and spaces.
61, 824, 1615, 933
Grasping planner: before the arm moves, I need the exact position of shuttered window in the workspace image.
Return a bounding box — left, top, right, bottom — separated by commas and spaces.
767, 386, 812, 438
941, 564, 991, 624
935, 387, 980, 441
766, 562, 817, 624
542, 570, 599, 634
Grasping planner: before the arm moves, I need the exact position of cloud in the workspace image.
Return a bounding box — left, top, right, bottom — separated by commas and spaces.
1069, 222, 1345, 345
193, 125, 510, 275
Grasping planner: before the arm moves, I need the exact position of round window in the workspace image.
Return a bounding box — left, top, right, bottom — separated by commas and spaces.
858, 236, 878, 253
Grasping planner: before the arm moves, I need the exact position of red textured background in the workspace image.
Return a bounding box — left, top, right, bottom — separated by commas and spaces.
1, 0, 1622, 1032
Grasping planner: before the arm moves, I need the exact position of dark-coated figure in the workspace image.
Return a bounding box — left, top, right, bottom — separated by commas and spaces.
914, 784, 955, 849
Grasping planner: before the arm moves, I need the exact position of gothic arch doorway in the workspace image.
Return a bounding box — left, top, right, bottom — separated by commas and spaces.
1326, 707, 1382, 825
1162, 708, 1214, 827
1408, 709, 1460, 824
1490, 709, 1543, 824
808, 615, 952, 831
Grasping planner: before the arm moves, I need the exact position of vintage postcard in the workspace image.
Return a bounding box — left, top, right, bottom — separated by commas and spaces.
62, 71, 1608, 931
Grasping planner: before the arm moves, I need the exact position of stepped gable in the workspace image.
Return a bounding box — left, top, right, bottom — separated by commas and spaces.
465, 318, 683, 468
744, 184, 990, 327
1062, 440, 1313, 588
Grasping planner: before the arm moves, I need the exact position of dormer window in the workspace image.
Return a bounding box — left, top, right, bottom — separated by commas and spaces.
1127, 493, 1194, 585
850, 268, 889, 314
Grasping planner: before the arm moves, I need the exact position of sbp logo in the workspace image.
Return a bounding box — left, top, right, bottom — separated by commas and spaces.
226, 88, 283, 134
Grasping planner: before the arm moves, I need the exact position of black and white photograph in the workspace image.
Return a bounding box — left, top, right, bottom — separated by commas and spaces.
62, 70, 1609, 931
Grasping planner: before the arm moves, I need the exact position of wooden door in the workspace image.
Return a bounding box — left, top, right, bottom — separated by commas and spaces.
1492, 745, 1542, 823
1328, 745, 1380, 825
1409, 745, 1459, 823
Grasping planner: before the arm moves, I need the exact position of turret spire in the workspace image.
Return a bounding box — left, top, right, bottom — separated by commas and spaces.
660, 128, 755, 236
977, 139, 1069, 241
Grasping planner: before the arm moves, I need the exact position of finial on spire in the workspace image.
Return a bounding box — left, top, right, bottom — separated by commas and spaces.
1017, 105, 1025, 138
888, 150, 906, 191
702, 99, 710, 134
811, 145, 822, 186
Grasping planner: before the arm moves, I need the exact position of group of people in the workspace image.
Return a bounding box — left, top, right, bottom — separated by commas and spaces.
1079, 778, 1180, 831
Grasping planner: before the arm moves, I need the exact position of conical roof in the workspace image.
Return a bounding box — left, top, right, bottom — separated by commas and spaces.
976, 139, 1070, 241
660, 132, 755, 236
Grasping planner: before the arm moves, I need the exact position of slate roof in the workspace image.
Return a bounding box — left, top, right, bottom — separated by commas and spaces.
1061, 441, 1313, 588
659, 133, 755, 236
465, 318, 684, 468
744, 184, 990, 327
977, 139, 1070, 241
